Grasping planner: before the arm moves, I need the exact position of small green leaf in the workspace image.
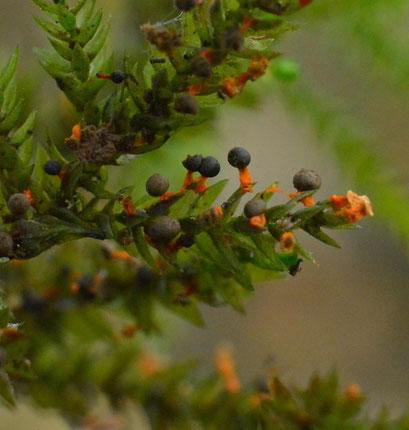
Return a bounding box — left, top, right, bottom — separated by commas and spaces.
77, 10, 102, 46
132, 226, 158, 269
11, 110, 37, 145
17, 137, 35, 165
0, 97, 24, 134
190, 179, 228, 216
72, 43, 91, 82
34, 16, 70, 41
34, 48, 71, 78
76, 0, 96, 27
0, 370, 16, 407
31, 0, 58, 14
57, 5, 76, 31
48, 37, 73, 61
0, 47, 18, 92
84, 17, 111, 61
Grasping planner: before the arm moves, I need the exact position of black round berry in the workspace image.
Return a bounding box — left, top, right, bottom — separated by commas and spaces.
7, 193, 31, 216
228, 147, 251, 169
179, 234, 195, 248
0, 232, 14, 258
182, 154, 203, 172
293, 169, 322, 191
146, 174, 170, 197
244, 199, 266, 218
137, 265, 154, 286
222, 28, 244, 51
174, 0, 196, 11
198, 156, 220, 178
43, 160, 62, 176
190, 56, 212, 79
175, 94, 200, 115
110, 70, 125, 84
145, 216, 181, 244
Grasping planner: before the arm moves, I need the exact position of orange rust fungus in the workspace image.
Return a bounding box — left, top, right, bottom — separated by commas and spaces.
286, 191, 315, 207
133, 136, 145, 147
70, 282, 80, 294
221, 77, 240, 98
329, 191, 374, 224
280, 232, 296, 253
111, 250, 132, 262
121, 324, 139, 338
239, 167, 253, 193
344, 383, 362, 401
23, 189, 35, 205
0, 326, 21, 339
96, 72, 111, 80
247, 57, 270, 80
43, 288, 59, 300
299, 0, 315, 7
181, 171, 196, 191
250, 213, 266, 228
187, 83, 207, 96
120, 196, 136, 216
155, 258, 167, 271
58, 171, 67, 181
71, 124, 82, 139
195, 176, 209, 194
11, 259, 24, 267
201, 49, 214, 65
214, 206, 223, 217
265, 185, 283, 194
240, 16, 256, 34
167, 240, 183, 254
138, 350, 163, 377
215, 347, 241, 394
250, 392, 273, 408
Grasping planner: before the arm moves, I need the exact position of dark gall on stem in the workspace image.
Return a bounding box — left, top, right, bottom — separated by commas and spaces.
7, 193, 31, 216
198, 156, 220, 177
228, 147, 251, 169
175, 94, 200, 115
183, 154, 203, 172
190, 56, 212, 79
244, 199, 267, 218
0, 232, 14, 258
222, 28, 244, 51
146, 174, 170, 197
293, 169, 321, 191
110, 70, 125, 84
145, 216, 181, 244
43, 160, 62, 176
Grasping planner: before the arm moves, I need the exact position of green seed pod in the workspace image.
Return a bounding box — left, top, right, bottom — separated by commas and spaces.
0, 232, 14, 258
175, 94, 200, 115
244, 199, 267, 218
146, 174, 170, 197
145, 216, 181, 244
293, 169, 321, 191
7, 193, 31, 216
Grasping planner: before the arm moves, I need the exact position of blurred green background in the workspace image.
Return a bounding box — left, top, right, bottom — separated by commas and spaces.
1, 0, 409, 427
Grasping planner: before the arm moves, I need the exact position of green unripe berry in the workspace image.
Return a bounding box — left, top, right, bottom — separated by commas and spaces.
293, 169, 322, 191
175, 94, 200, 115
7, 193, 31, 216
146, 174, 170, 197
244, 199, 267, 218
273, 59, 300, 82
0, 232, 14, 258
198, 156, 220, 178
182, 154, 203, 172
145, 216, 181, 244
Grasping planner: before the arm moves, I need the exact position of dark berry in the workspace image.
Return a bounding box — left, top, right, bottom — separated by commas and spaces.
174, 0, 196, 11
7, 193, 31, 216
228, 147, 251, 169
137, 265, 154, 286
43, 160, 62, 176
190, 56, 212, 79
198, 156, 220, 178
110, 70, 125, 84
244, 199, 266, 218
174, 94, 200, 115
145, 216, 181, 244
222, 28, 244, 51
293, 169, 321, 191
146, 174, 170, 197
179, 234, 195, 248
182, 154, 203, 172
0, 232, 14, 258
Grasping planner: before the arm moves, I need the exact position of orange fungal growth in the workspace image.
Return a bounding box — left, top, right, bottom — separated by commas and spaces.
95, 72, 111, 80
111, 250, 132, 262
265, 185, 283, 194
120, 196, 136, 216
187, 83, 207, 96
215, 347, 241, 394
344, 382, 362, 401
70, 282, 80, 294
280, 232, 296, 253
247, 57, 270, 80
58, 171, 67, 181
250, 213, 266, 228
240, 16, 256, 34
195, 176, 209, 194
181, 171, 196, 191
299, 0, 315, 7
0, 326, 21, 339
239, 167, 253, 193
201, 49, 214, 65
133, 137, 145, 147
137, 350, 163, 377
329, 191, 373, 224
221, 77, 240, 98
23, 189, 35, 205
121, 324, 139, 338
286, 191, 315, 207
250, 392, 272, 408
71, 124, 82, 139
214, 206, 223, 217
